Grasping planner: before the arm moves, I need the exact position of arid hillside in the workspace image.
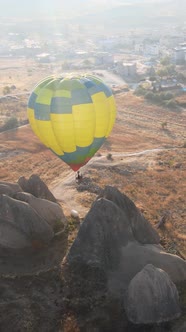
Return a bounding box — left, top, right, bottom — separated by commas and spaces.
0, 91, 186, 258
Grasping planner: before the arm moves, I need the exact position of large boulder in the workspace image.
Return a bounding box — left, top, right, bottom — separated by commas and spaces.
13, 192, 67, 231
125, 264, 181, 324
18, 174, 57, 203
0, 217, 32, 249
0, 182, 22, 196
66, 187, 186, 286
118, 242, 186, 285
0, 194, 54, 249
97, 186, 160, 244
67, 197, 135, 269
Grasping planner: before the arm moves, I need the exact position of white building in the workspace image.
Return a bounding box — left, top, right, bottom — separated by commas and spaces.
116, 62, 136, 77
95, 52, 114, 66
174, 44, 186, 64
144, 44, 160, 56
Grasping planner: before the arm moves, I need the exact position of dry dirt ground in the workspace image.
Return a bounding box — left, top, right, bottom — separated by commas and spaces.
0, 90, 185, 258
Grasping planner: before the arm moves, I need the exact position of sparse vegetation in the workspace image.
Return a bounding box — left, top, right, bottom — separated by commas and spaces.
106, 153, 113, 160
3, 86, 11, 95
161, 121, 167, 129
134, 86, 146, 96
164, 99, 178, 109
0, 116, 18, 132
136, 89, 179, 109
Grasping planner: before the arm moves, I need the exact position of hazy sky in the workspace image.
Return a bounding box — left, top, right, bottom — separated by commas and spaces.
0, 0, 103, 16
0, 0, 89, 17
0, 0, 161, 18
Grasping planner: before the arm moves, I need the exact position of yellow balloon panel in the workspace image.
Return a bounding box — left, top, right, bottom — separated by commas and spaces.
91, 92, 110, 138
72, 104, 95, 147
105, 95, 117, 137
36, 120, 64, 155
28, 108, 64, 155
36, 88, 53, 105
50, 114, 76, 153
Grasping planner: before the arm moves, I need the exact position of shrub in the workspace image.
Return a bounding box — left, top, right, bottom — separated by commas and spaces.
134, 86, 146, 96
3, 86, 11, 95
144, 91, 154, 100
107, 153, 113, 160
1, 117, 18, 131
159, 92, 174, 101
152, 94, 161, 103
164, 92, 174, 100
161, 122, 167, 129
164, 99, 177, 109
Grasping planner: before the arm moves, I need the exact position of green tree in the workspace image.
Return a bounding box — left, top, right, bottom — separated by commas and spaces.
164, 92, 174, 100
165, 99, 177, 109
144, 91, 154, 100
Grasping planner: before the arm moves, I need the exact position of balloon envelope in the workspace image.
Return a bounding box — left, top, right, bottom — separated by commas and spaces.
27, 74, 116, 171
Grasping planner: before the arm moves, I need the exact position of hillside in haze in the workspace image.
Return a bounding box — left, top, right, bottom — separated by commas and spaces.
1, 0, 185, 26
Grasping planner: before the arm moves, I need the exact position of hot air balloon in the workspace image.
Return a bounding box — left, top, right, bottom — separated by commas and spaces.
27, 74, 116, 171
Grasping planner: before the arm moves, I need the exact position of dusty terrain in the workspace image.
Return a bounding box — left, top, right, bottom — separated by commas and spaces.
0, 88, 186, 258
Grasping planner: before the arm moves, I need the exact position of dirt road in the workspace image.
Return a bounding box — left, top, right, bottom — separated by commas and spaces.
51, 147, 175, 217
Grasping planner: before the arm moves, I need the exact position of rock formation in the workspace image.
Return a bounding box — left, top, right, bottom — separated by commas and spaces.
125, 264, 181, 324
18, 174, 57, 203
13, 192, 67, 231
62, 185, 186, 330
0, 194, 54, 248
0, 175, 67, 250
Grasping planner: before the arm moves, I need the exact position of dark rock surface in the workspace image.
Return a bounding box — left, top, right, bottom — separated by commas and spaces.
0, 175, 67, 252
0, 181, 22, 195
0, 175, 68, 276
97, 186, 160, 244
13, 192, 67, 231
62, 186, 186, 331
18, 174, 57, 203
125, 264, 181, 324
0, 194, 54, 248
0, 183, 185, 332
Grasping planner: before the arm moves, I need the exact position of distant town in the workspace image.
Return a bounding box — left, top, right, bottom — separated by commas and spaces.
1, 14, 186, 95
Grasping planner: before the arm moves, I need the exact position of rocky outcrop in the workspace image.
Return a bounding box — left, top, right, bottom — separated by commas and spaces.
125, 264, 181, 324
66, 187, 185, 285
62, 186, 186, 330
0, 194, 53, 249
0, 175, 67, 250
0, 182, 22, 195
13, 192, 67, 231
97, 186, 160, 244
18, 174, 57, 203
0, 217, 32, 249
119, 242, 186, 284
